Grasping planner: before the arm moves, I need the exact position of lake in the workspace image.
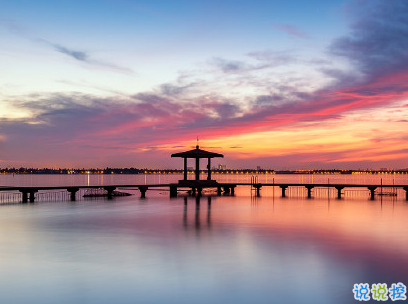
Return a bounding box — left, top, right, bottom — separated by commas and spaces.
0, 174, 407, 303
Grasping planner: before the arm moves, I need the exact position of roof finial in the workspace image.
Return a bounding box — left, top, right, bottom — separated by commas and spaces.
196, 136, 199, 149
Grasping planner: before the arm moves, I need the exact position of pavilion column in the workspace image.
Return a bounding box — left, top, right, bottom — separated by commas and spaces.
183, 158, 188, 180
195, 157, 200, 180
207, 158, 211, 180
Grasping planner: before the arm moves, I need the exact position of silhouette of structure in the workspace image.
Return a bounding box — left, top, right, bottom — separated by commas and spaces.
171, 145, 223, 184
2, 145, 408, 202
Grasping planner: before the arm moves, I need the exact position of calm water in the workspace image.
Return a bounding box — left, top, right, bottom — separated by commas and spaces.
0, 174, 407, 304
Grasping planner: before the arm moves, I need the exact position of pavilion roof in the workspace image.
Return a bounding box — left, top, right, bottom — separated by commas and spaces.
171, 146, 224, 158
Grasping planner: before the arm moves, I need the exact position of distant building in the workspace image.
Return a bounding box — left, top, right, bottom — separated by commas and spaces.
257, 166, 261, 170
218, 164, 227, 170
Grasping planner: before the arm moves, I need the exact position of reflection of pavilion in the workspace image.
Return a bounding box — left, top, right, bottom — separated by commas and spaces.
183, 196, 212, 230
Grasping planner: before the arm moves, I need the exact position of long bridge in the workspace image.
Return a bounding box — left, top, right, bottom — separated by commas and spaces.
0, 182, 408, 203
2, 146, 407, 203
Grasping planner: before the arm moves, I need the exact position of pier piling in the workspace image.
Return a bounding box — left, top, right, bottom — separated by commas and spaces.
306, 186, 314, 198
255, 185, 261, 197
335, 186, 344, 199
170, 185, 178, 197
104, 186, 116, 199
138, 186, 147, 198
67, 187, 79, 201
29, 190, 38, 203
223, 186, 230, 195
20, 190, 28, 203
280, 185, 288, 197
367, 186, 377, 200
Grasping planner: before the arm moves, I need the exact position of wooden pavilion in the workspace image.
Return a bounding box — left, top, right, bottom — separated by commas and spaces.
171, 145, 223, 184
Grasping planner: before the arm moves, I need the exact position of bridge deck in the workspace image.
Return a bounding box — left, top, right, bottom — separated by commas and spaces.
0, 182, 407, 202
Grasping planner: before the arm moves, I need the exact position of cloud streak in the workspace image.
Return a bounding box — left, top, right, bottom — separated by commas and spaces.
39, 40, 133, 74
0, 20, 133, 74
272, 23, 310, 39
54, 44, 88, 61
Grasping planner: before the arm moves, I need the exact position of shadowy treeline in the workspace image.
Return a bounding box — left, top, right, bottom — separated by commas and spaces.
0, 168, 144, 174
1, 168, 408, 175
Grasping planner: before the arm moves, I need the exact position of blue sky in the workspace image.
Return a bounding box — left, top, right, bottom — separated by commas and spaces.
1, 0, 408, 169
1, 0, 346, 95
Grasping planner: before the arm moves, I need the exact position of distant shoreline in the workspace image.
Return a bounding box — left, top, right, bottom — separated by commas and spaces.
1, 168, 408, 175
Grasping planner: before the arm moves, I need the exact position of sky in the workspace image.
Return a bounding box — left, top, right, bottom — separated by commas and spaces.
1, 0, 408, 170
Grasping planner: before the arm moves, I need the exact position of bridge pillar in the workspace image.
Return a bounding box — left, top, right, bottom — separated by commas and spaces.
138, 186, 147, 198
223, 186, 230, 195
67, 187, 79, 201
335, 186, 344, 199
255, 185, 261, 197
368, 186, 377, 200
306, 186, 314, 198
170, 185, 178, 198
404, 187, 408, 201
29, 190, 38, 203
197, 187, 202, 197
103, 186, 116, 199
280, 185, 288, 197
20, 190, 28, 203
231, 186, 235, 196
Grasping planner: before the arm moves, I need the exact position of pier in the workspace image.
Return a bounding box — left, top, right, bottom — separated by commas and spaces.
1, 147, 408, 203
0, 182, 408, 203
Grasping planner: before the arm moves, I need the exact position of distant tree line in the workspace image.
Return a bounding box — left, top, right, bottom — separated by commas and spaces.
0, 167, 407, 175
0, 167, 145, 174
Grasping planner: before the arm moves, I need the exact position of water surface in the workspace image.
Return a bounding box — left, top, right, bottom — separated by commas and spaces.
0, 174, 407, 303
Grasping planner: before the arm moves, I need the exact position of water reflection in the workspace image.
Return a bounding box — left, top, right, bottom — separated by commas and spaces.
0, 193, 408, 304
183, 196, 212, 230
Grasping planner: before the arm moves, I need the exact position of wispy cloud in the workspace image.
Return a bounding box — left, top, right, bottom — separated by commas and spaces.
0, 20, 133, 74
246, 50, 295, 64
209, 57, 251, 73
159, 82, 197, 96
37, 39, 133, 74
0, 18, 28, 35
209, 54, 293, 74
53, 44, 88, 61
272, 23, 310, 39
